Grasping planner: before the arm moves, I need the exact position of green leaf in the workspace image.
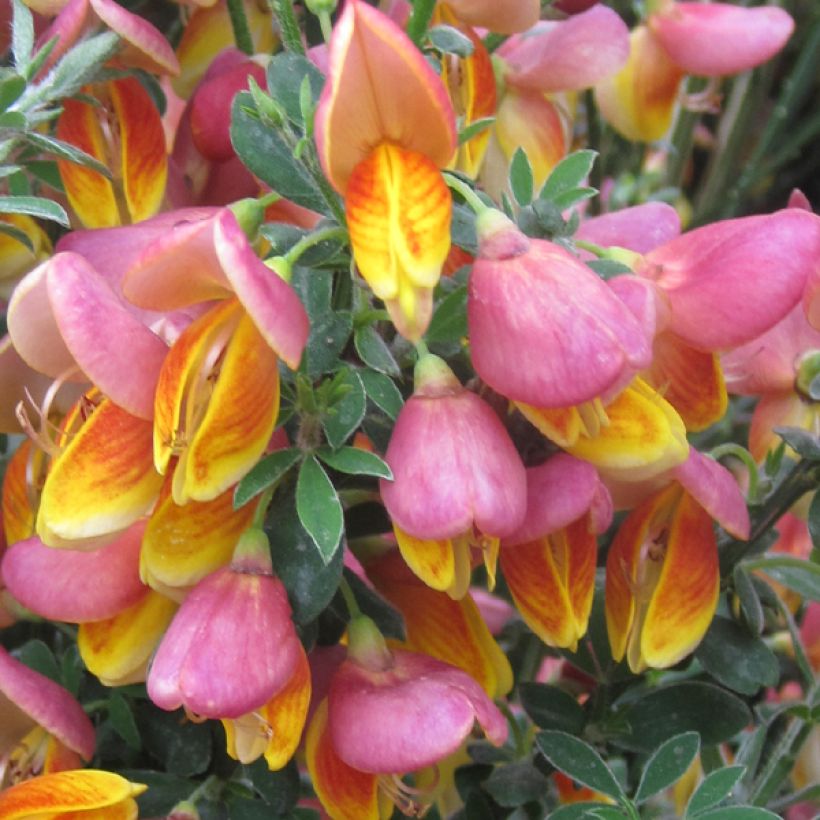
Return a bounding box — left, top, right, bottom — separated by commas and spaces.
550, 804, 627, 820
25, 160, 65, 192
482, 762, 549, 807
509, 147, 534, 206
551, 186, 598, 211
635, 732, 700, 804
694, 809, 780, 820
0, 195, 68, 226
540, 150, 598, 201
296, 456, 344, 563
231, 92, 330, 214
137, 703, 212, 777
585, 259, 635, 279
16, 639, 61, 682
265, 52, 324, 127
808, 489, 820, 548
426, 285, 468, 344
0, 220, 33, 251
359, 369, 404, 421
0, 73, 26, 112
458, 116, 494, 146
44, 30, 120, 99
536, 730, 624, 801
343, 569, 405, 640
612, 683, 751, 753
244, 757, 299, 811
685, 765, 745, 817
733, 566, 764, 636
24, 131, 111, 177
233, 448, 302, 508
451, 203, 478, 253
745, 556, 820, 601
108, 692, 141, 750
518, 683, 586, 734
11, 0, 34, 74
0, 110, 26, 129
322, 369, 366, 449
265, 480, 344, 624
354, 324, 400, 376
773, 426, 820, 459
428, 24, 474, 57
695, 616, 780, 695
316, 446, 392, 479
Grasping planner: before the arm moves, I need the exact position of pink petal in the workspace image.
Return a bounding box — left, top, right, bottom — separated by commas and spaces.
445, 0, 539, 35
576, 202, 681, 254
0, 646, 95, 759
35, 0, 89, 75
328, 650, 507, 773
504, 454, 602, 546
2, 523, 147, 622
213, 210, 310, 369
672, 449, 750, 540
649, 2, 793, 77
380, 388, 526, 540
641, 209, 820, 351
499, 6, 630, 93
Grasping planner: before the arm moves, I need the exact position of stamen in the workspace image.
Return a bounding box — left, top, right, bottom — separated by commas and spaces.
578, 398, 609, 438
378, 771, 438, 818
680, 78, 721, 114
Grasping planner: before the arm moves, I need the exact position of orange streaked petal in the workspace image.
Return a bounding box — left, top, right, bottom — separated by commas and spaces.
515, 402, 582, 448
262, 643, 312, 770
641, 491, 719, 670
56, 96, 119, 228
315, 0, 455, 192
306, 699, 381, 820
647, 333, 727, 432
141, 474, 257, 591
604, 485, 680, 665
749, 391, 813, 463
2, 440, 40, 545
153, 299, 242, 478
346, 143, 451, 342
78, 589, 177, 686
369, 555, 512, 698
501, 518, 596, 651
109, 77, 167, 223
393, 523, 454, 593
594, 25, 684, 142
180, 311, 280, 503
567, 379, 689, 483
0, 770, 145, 818
37, 398, 162, 546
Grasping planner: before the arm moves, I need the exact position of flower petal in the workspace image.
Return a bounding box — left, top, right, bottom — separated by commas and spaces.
393, 524, 454, 593
315, 0, 455, 192
110, 77, 168, 223
444, 0, 539, 35
576, 202, 681, 255
78, 589, 177, 686
306, 699, 381, 820
2, 440, 38, 545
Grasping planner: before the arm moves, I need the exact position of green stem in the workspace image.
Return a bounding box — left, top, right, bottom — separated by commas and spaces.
442, 172, 489, 215
773, 594, 816, 690
574, 239, 607, 258
338, 575, 361, 618
584, 90, 603, 215
252, 487, 275, 528
710, 443, 760, 503
187, 775, 224, 804
226, 0, 254, 55
269, 0, 306, 55
414, 339, 429, 358
497, 702, 526, 759
406, 0, 436, 46
663, 76, 706, 190
284, 226, 347, 265
257, 191, 282, 209
318, 10, 333, 43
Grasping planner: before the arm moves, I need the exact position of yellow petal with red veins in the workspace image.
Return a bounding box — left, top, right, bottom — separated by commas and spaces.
568, 379, 689, 482
394, 524, 454, 593
369, 554, 512, 698
79, 589, 177, 686
306, 699, 381, 820
56, 95, 120, 228
37, 398, 162, 546
141, 471, 258, 591
153, 299, 241, 477
515, 402, 582, 448
0, 214, 51, 298
501, 517, 596, 651
263, 644, 312, 770
0, 770, 145, 818
641, 491, 719, 670
647, 333, 727, 432
2, 440, 39, 545
180, 310, 281, 504
346, 143, 451, 341
594, 26, 684, 142
109, 77, 167, 223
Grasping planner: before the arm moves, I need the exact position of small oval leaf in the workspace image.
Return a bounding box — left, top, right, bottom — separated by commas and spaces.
296, 456, 344, 563
635, 731, 700, 804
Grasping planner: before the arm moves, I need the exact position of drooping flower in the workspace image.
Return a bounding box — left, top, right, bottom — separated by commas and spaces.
305, 615, 507, 819
379, 353, 527, 599
315, 0, 456, 340
605, 449, 749, 672
500, 454, 612, 651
